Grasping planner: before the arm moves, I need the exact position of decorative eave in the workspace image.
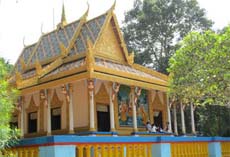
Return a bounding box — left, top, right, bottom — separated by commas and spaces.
92, 72, 168, 92
132, 64, 169, 81
93, 65, 167, 86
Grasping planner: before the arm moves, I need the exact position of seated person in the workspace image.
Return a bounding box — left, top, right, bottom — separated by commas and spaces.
151, 123, 157, 133
146, 121, 152, 133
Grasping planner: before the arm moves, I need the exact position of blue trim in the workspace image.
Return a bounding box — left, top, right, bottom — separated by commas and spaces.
131, 132, 173, 135
76, 131, 118, 136
16, 135, 230, 147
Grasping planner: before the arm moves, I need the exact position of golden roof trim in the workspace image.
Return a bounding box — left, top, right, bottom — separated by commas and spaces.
132, 64, 169, 81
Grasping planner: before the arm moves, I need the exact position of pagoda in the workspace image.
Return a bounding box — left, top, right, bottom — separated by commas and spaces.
9, 2, 170, 138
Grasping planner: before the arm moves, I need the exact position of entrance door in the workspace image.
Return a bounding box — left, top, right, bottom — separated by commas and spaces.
97, 105, 110, 132
153, 111, 163, 129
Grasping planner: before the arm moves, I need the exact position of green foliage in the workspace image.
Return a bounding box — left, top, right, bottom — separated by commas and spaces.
195, 105, 230, 136
122, 0, 213, 74
0, 58, 19, 150
168, 26, 230, 106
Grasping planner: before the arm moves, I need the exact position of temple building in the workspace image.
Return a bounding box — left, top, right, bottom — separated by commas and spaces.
9, 3, 171, 138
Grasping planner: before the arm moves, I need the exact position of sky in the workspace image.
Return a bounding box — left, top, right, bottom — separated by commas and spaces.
0, 0, 229, 64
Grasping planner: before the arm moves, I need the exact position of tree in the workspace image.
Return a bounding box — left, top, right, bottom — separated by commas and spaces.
122, 0, 213, 74
168, 26, 230, 107
0, 58, 19, 150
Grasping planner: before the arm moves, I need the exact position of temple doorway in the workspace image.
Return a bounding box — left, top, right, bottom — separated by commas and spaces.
153, 110, 163, 129
97, 104, 110, 132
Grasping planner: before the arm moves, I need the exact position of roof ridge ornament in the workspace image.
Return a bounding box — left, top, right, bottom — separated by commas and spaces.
35, 59, 42, 75
127, 51, 134, 65
61, 3, 67, 26
80, 1, 89, 21
86, 38, 95, 75
23, 36, 26, 47
107, 0, 116, 13
57, 3, 67, 29
41, 22, 44, 35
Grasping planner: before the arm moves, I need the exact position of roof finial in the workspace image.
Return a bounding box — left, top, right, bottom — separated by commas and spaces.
86, 1, 90, 14
41, 22, 44, 34
112, 0, 116, 10
107, 0, 116, 13
61, 3, 67, 26
80, 1, 89, 20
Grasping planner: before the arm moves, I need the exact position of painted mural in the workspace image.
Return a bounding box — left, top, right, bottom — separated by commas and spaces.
118, 85, 149, 127
118, 85, 131, 126
136, 89, 149, 126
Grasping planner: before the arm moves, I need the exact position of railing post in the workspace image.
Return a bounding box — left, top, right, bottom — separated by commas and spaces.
39, 145, 76, 157
208, 142, 221, 157
151, 143, 171, 157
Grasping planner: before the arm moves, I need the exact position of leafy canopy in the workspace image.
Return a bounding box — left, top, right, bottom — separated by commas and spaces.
122, 0, 213, 74
168, 26, 230, 106
0, 58, 19, 149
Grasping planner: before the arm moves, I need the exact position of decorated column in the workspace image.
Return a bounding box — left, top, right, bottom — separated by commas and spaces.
131, 87, 138, 133
109, 82, 119, 132
180, 102, 186, 135
62, 84, 74, 133
39, 90, 46, 133
88, 79, 95, 131
68, 84, 74, 133
46, 89, 51, 135
19, 96, 24, 138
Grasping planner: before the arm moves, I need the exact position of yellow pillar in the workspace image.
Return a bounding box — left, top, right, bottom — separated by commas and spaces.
147, 144, 151, 157
86, 145, 91, 157
94, 145, 98, 157
78, 145, 83, 157
120, 144, 125, 157
101, 145, 106, 157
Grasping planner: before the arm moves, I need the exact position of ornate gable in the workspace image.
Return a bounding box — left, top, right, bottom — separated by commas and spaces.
95, 18, 125, 62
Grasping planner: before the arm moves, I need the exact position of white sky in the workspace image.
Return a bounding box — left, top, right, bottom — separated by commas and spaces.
0, 0, 229, 64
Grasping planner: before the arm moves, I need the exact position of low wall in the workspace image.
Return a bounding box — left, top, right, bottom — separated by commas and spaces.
1, 135, 230, 157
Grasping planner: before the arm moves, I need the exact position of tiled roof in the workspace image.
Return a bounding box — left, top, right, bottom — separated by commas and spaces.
69, 15, 106, 56
21, 69, 36, 80
28, 21, 80, 65
15, 44, 36, 72
12, 12, 107, 85
14, 14, 106, 73
95, 58, 167, 82
42, 58, 85, 78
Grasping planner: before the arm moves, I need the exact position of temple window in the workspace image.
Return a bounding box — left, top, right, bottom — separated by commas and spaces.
26, 95, 39, 134
51, 107, 61, 130
28, 112, 37, 133
50, 89, 63, 131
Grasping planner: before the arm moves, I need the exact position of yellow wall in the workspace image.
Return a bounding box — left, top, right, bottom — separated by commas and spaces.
73, 80, 89, 129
